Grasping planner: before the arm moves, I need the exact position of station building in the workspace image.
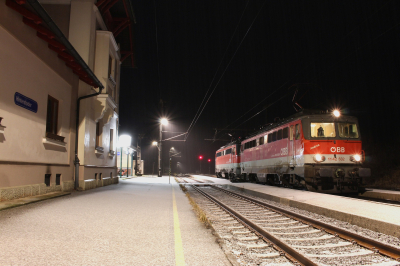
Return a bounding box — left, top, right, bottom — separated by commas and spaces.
0, 0, 135, 200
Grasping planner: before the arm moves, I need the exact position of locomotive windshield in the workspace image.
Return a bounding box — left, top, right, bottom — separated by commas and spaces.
338, 123, 359, 138
311, 123, 336, 138
310, 122, 359, 138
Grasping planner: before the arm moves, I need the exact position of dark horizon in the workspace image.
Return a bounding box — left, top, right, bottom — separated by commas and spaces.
119, 1, 400, 175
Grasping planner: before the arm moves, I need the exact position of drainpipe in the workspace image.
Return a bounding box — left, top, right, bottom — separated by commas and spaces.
74, 91, 102, 190
26, 0, 105, 189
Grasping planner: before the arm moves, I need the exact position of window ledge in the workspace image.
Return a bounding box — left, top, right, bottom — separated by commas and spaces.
0, 125, 5, 134
42, 137, 67, 147
46, 132, 65, 142
108, 150, 115, 157
95, 146, 104, 154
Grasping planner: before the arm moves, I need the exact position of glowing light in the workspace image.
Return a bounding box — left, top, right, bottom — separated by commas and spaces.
354, 154, 361, 162
118, 135, 131, 147
208, 159, 211, 162
160, 118, 168, 125
199, 155, 203, 160
313, 154, 325, 163
333, 110, 341, 117
152, 141, 158, 146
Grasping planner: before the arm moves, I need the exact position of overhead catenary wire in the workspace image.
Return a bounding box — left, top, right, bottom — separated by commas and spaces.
185, 0, 250, 140
185, 0, 267, 141
213, 1, 397, 140
153, 0, 162, 100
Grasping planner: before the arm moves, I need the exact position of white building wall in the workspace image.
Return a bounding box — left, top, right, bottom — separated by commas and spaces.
0, 27, 72, 165
68, 0, 119, 186
0, 2, 78, 195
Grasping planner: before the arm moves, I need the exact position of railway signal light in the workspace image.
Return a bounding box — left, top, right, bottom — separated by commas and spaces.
199, 155, 203, 160
208, 159, 211, 162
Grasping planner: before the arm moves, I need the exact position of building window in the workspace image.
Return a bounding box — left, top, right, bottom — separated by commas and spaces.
108, 56, 112, 78
114, 58, 118, 80
95, 121, 102, 148
56, 174, 61, 186
45, 174, 51, 186
46, 96, 59, 136
110, 129, 114, 150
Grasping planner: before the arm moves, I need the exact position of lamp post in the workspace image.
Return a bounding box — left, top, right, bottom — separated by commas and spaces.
126, 148, 129, 177
208, 159, 211, 174
118, 135, 132, 178
169, 147, 174, 181
156, 118, 168, 177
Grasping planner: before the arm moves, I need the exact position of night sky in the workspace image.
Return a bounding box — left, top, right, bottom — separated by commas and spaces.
119, 1, 400, 175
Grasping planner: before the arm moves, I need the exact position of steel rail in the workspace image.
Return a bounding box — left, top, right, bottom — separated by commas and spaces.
188, 176, 205, 183
191, 185, 318, 266
211, 185, 400, 261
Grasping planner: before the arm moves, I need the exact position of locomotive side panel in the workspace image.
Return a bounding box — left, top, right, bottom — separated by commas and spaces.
215, 143, 241, 179
241, 120, 304, 183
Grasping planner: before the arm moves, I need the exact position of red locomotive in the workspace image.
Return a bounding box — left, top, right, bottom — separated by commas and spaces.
215, 109, 370, 194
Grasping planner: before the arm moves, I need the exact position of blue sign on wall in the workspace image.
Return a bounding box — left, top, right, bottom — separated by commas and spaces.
14, 92, 38, 113
117, 152, 121, 156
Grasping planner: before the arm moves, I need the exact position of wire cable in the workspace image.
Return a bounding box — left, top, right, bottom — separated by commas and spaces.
153, 0, 162, 100
185, 0, 250, 140
213, 1, 396, 140
186, 0, 267, 140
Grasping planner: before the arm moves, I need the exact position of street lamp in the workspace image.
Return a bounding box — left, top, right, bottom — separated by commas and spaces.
118, 135, 131, 178
169, 147, 180, 184
208, 159, 211, 174
127, 148, 135, 177
198, 155, 203, 174
155, 117, 168, 177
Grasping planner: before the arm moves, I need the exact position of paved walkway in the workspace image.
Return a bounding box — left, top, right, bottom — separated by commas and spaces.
0, 176, 231, 266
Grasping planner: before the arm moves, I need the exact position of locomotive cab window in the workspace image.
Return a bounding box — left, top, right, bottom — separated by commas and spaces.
311, 123, 335, 138
295, 124, 301, 139
283, 127, 288, 139
338, 123, 359, 138
277, 129, 283, 140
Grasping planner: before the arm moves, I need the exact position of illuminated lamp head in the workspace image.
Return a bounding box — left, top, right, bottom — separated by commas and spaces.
351, 154, 361, 162
160, 118, 168, 125
313, 154, 326, 163
333, 110, 341, 117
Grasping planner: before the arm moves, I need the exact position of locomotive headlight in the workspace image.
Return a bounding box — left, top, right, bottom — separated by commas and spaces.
333, 109, 341, 117
351, 154, 361, 162
313, 154, 326, 163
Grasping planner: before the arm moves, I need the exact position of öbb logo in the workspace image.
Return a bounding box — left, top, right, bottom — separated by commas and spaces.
330, 147, 345, 153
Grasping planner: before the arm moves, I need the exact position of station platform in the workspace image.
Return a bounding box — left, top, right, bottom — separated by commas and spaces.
360, 188, 400, 202
0, 176, 232, 266
191, 175, 400, 238
105, 176, 232, 266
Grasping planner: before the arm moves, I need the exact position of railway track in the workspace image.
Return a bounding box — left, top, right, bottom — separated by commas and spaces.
189, 185, 400, 266
176, 176, 208, 184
